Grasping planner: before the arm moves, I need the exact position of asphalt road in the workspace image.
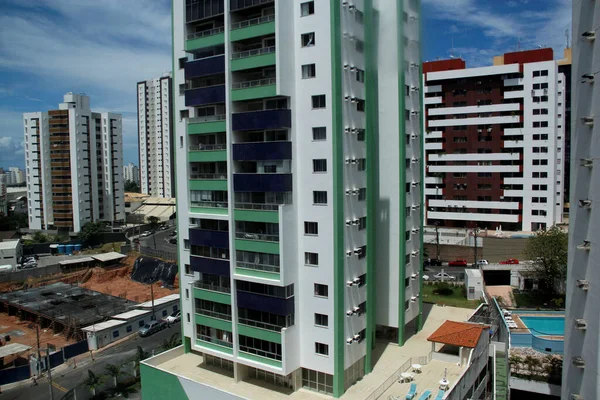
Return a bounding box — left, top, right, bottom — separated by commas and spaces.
139, 226, 177, 254
3, 323, 182, 400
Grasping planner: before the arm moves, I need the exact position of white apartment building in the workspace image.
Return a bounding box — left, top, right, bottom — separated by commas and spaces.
123, 162, 140, 185
423, 49, 566, 232
562, 3, 600, 399
137, 74, 174, 197
140, 1, 423, 399
23, 93, 125, 233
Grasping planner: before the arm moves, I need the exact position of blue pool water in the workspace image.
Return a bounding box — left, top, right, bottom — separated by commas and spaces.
520, 316, 565, 335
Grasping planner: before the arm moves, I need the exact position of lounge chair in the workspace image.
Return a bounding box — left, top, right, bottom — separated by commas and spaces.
435, 389, 445, 400
417, 390, 432, 400
405, 382, 417, 400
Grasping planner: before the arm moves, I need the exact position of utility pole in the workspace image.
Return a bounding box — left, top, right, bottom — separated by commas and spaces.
46, 344, 55, 400
150, 283, 156, 321
473, 226, 479, 267
435, 222, 440, 260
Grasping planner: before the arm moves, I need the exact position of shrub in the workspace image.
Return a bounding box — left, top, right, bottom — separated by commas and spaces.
433, 282, 454, 296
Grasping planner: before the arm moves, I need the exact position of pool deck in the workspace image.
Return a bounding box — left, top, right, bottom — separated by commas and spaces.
506, 312, 565, 335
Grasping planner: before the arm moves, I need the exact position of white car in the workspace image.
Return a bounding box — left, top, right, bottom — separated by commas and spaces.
165, 310, 181, 324
141, 231, 151, 237
434, 272, 456, 280
476, 259, 489, 265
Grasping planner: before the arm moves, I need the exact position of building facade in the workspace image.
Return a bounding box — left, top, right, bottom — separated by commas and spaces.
423, 49, 566, 232
23, 93, 125, 233
562, 2, 600, 399
123, 162, 140, 185
138, 74, 174, 198
140, 0, 423, 398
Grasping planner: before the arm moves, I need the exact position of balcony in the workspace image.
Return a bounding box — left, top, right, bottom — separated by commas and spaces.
186, 27, 225, 51
233, 173, 292, 193
231, 78, 276, 101
187, 115, 226, 135
185, 85, 226, 107
185, 55, 225, 80
190, 228, 229, 248
190, 256, 230, 276
230, 15, 275, 42
232, 109, 291, 131
230, 0, 274, 12
193, 280, 231, 306
237, 291, 293, 318
232, 141, 291, 161
189, 144, 227, 162
231, 46, 276, 72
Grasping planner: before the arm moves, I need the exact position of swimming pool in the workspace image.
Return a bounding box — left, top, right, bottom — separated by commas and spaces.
520, 316, 565, 336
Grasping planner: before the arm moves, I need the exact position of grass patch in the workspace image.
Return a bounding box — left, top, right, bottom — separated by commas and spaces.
513, 290, 565, 309
422, 284, 482, 309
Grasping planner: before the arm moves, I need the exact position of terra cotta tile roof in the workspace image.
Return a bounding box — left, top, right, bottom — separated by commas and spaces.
427, 320, 488, 348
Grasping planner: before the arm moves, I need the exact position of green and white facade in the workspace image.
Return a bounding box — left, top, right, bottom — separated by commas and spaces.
141, 0, 423, 398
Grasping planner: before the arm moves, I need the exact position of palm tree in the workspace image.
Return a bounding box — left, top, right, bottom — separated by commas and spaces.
82, 369, 103, 397
509, 354, 523, 374
161, 332, 182, 351
524, 355, 541, 377
132, 346, 150, 377
104, 363, 122, 388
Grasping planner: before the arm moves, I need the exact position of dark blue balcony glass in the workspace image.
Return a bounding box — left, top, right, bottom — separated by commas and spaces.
185, 85, 226, 107
232, 142, 292, 161
185, 55, 225, 79
236, 291, 294, 316
189, 228, 229, 248
190, 256, 230, 276
232, 109, 291, 131
233, 174, 292, 192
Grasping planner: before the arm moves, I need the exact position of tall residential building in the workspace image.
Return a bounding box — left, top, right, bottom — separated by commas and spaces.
123, 162, 140, 185
23, 93, 125, 233
140, 1, 423, 398
562, 3, 599, 399
137, 73, 174, 198
423, 48, 566, 232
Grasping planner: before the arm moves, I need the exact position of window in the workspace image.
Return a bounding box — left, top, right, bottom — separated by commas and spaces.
162, 310, 168, 317
300, 1, 314, 16
357, 158, 366, 171
179, 136, 184, 149
302, 63, 316, 79
126, 325, 132, 333
315, 342, 329, 356
185, 289, 189, 299
313, 159, 327, 173
356, 99, 365, 112
185, 264, 191, 275
180, 109, 189, 120
358, 188, 366, 201
355, 9, 364, 24
113, 330, 120, 338
305, 252, 319, 266
356, 69, 365, 83
304, 222, 319, 235
187, 313, 191, 323
313, 191, 327, 204
312, 95, 326, 109
184, 239, 190, 250
313, 127, 326, 140
301, 32, 316, 47
357, 129, 365, 141
358, 216, 366, 230
314, 313, 328, 327
139, 320, 145, 328
355, 39, 364, 53
314, 283, 328, 297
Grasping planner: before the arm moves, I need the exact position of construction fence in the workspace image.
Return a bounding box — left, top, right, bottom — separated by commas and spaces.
138, 246, 177, 262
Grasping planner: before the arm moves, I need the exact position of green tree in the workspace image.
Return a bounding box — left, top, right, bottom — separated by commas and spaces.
32, 231, 49, 243
509, 354, 523, 374
522, 226, 568, 295
147, 216, 161, 248
104, 363, 122, 388
161, 333, 182, 351
124, 180, 141, 193
132, 346, 150, 377
524, 355, 541, 377
78, 221, 106, 247
82, 369, 103, 397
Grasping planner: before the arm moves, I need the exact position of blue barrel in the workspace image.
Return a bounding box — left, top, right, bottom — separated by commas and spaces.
74, 244, 83, 252
66, 245, 74, 255
57, 245, 66, 254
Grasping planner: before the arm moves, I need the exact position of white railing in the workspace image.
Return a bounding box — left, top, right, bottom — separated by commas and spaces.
189, 143, 227, 151
235, 232, 279, 242
232, 46, 275, 59
238, 318, 283, 332
231, 0, 273, 11
190, 201, 228, 209
187, 26, 224, 40
189, 173, 227, 180
237, 262, 280, 274
234, 202, 281, 211
194, 281, 231, 293
231, 14, 274, 30
232, 77, 276, 90
365, 353, 433, 400
188, 114, 226, 124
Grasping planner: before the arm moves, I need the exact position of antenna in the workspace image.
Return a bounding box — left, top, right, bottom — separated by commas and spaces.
565, 29, 570, 48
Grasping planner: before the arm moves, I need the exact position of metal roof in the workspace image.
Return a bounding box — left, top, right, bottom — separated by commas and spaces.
0, 240, 19, 250
465, 269, 482, 278
137, 294, 180, 309
111, 309, 151, 321
0, 343, 31, 358
91, 252, 126, 262
81, 319, 126, 332
59, 257, 94, 266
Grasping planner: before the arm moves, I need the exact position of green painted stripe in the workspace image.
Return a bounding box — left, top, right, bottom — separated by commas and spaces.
140, 363, 189, 400
234, 238, 279, 255
231, 53, 276, 72
417, 0, 425, 332
235, 267, 280, 281
190, 207, 229, 215
230, 21, 275, 42
237, 324, 282, 344
234, 209, 278, 223
329, 0, 344, 397
397, 1, 407, 346
238, 351, 282, 368
185, 32, 225, 51
193, 287, 232, 305
188, 150, 227, 162
195, 339, 234, 355
189, 179, 228, 191
231, 85, 277, 102
188, 121, 226, 134
195, 313, 233, 331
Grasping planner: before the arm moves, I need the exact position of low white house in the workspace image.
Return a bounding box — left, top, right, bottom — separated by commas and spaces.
465, 269, 484, 300
136, 294, 180, 321
0, 240, 22, 269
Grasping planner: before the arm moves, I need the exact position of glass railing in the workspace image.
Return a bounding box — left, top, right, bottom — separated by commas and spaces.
232, 77, 276, 90
231, 14, 274, 30
194, 281, 231, 294
190, 201, 228, 209
237, 261, 280, 274
235, 232, 279, 242
187, 26, 225, 40
234, 202, 281, 211
238, 317, 284, 332
231, 0, 273, 11
196, 309, 232, 321
239, 346, 281, 361
232, 46, 275, 60
189, 173, 228, 180
196, 334, 233, 348
189, 143, 227, 151
189, 114, 226, 123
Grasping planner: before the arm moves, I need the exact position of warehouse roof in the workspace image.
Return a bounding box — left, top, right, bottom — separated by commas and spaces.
137, 294, 180, 309
91, 252, 126, 262
81, 319, 126, 332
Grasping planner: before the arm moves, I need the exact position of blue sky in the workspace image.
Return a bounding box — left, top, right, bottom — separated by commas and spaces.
0, 0, 571, 170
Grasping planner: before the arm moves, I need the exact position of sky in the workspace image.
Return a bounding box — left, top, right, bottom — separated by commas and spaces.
0, 0, 571, 170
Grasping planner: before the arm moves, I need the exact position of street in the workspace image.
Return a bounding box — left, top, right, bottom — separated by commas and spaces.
139, 226, 177, 254
2, 324, 181, 400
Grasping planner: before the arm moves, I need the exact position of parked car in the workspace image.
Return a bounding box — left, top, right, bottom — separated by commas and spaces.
476, 259, 489, 265
424, 258, 443, 267
422, 275, 430, 281
499, 258, 519, 265
434, 272, 456, 280
165, 310, 181, 324
448, 259, 467, 267
160, 225, 168, 230
141, 231, 151, 237
169, 230, 177, 237
168, 237, 177, 244
139, 320, 166, 337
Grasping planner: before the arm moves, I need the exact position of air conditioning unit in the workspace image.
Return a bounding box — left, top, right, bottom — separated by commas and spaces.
411, 273, 418, 279
344, 63, 350, 69
350, 66, 356, 71
346, 189, 352, 195
582, 117, 594, 126
578, 199, 592, 208
353, 334, 361, 342
410, 62, 419, 68
346, 338, 354, 345
411, 205, 420, 210
582, 31, 596, 40
345, 127, 350, 133
411, 182, 419, 187
411, 158, 418, 164
580, 158, 594, 168
411, 134, 419, 140
345, 158, 351, 164
411, 251, 418, 257
352, 219, 359, 225
571, 394, 582, 400
531, 89, 536, 96
412, 228, 419, 233
352, 189, 359, 195
410, 111, 419, 115
347, 281, 354, 287
353, 248, 361, 255
572, 357, 585, 368
351, 128, 357, 134
353, 277, 361, 285
346, 251, 353, 257
581, 73, 594, 82
411, 86, 419, 92
351, 159, 358, 164
577, 240, 591, 250
351, 97, 357, 103
410, 296, 417, 302
353, 306, 361, 314
345, 95, 350, 101
574, 319, 587, 330
576, 279, 589, 291
487, 127, 492, 132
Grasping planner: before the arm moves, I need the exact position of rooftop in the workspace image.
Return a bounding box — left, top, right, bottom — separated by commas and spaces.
0, 240, 19, 251
0, 343, 31, 358
91, 252, 126, 263
81, 319, 125, 332
112, 309, 151, 320
465, 269, 482, 278
137, 294, 179, 309
427, 321, 488, 348
59, 257, 94, 266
